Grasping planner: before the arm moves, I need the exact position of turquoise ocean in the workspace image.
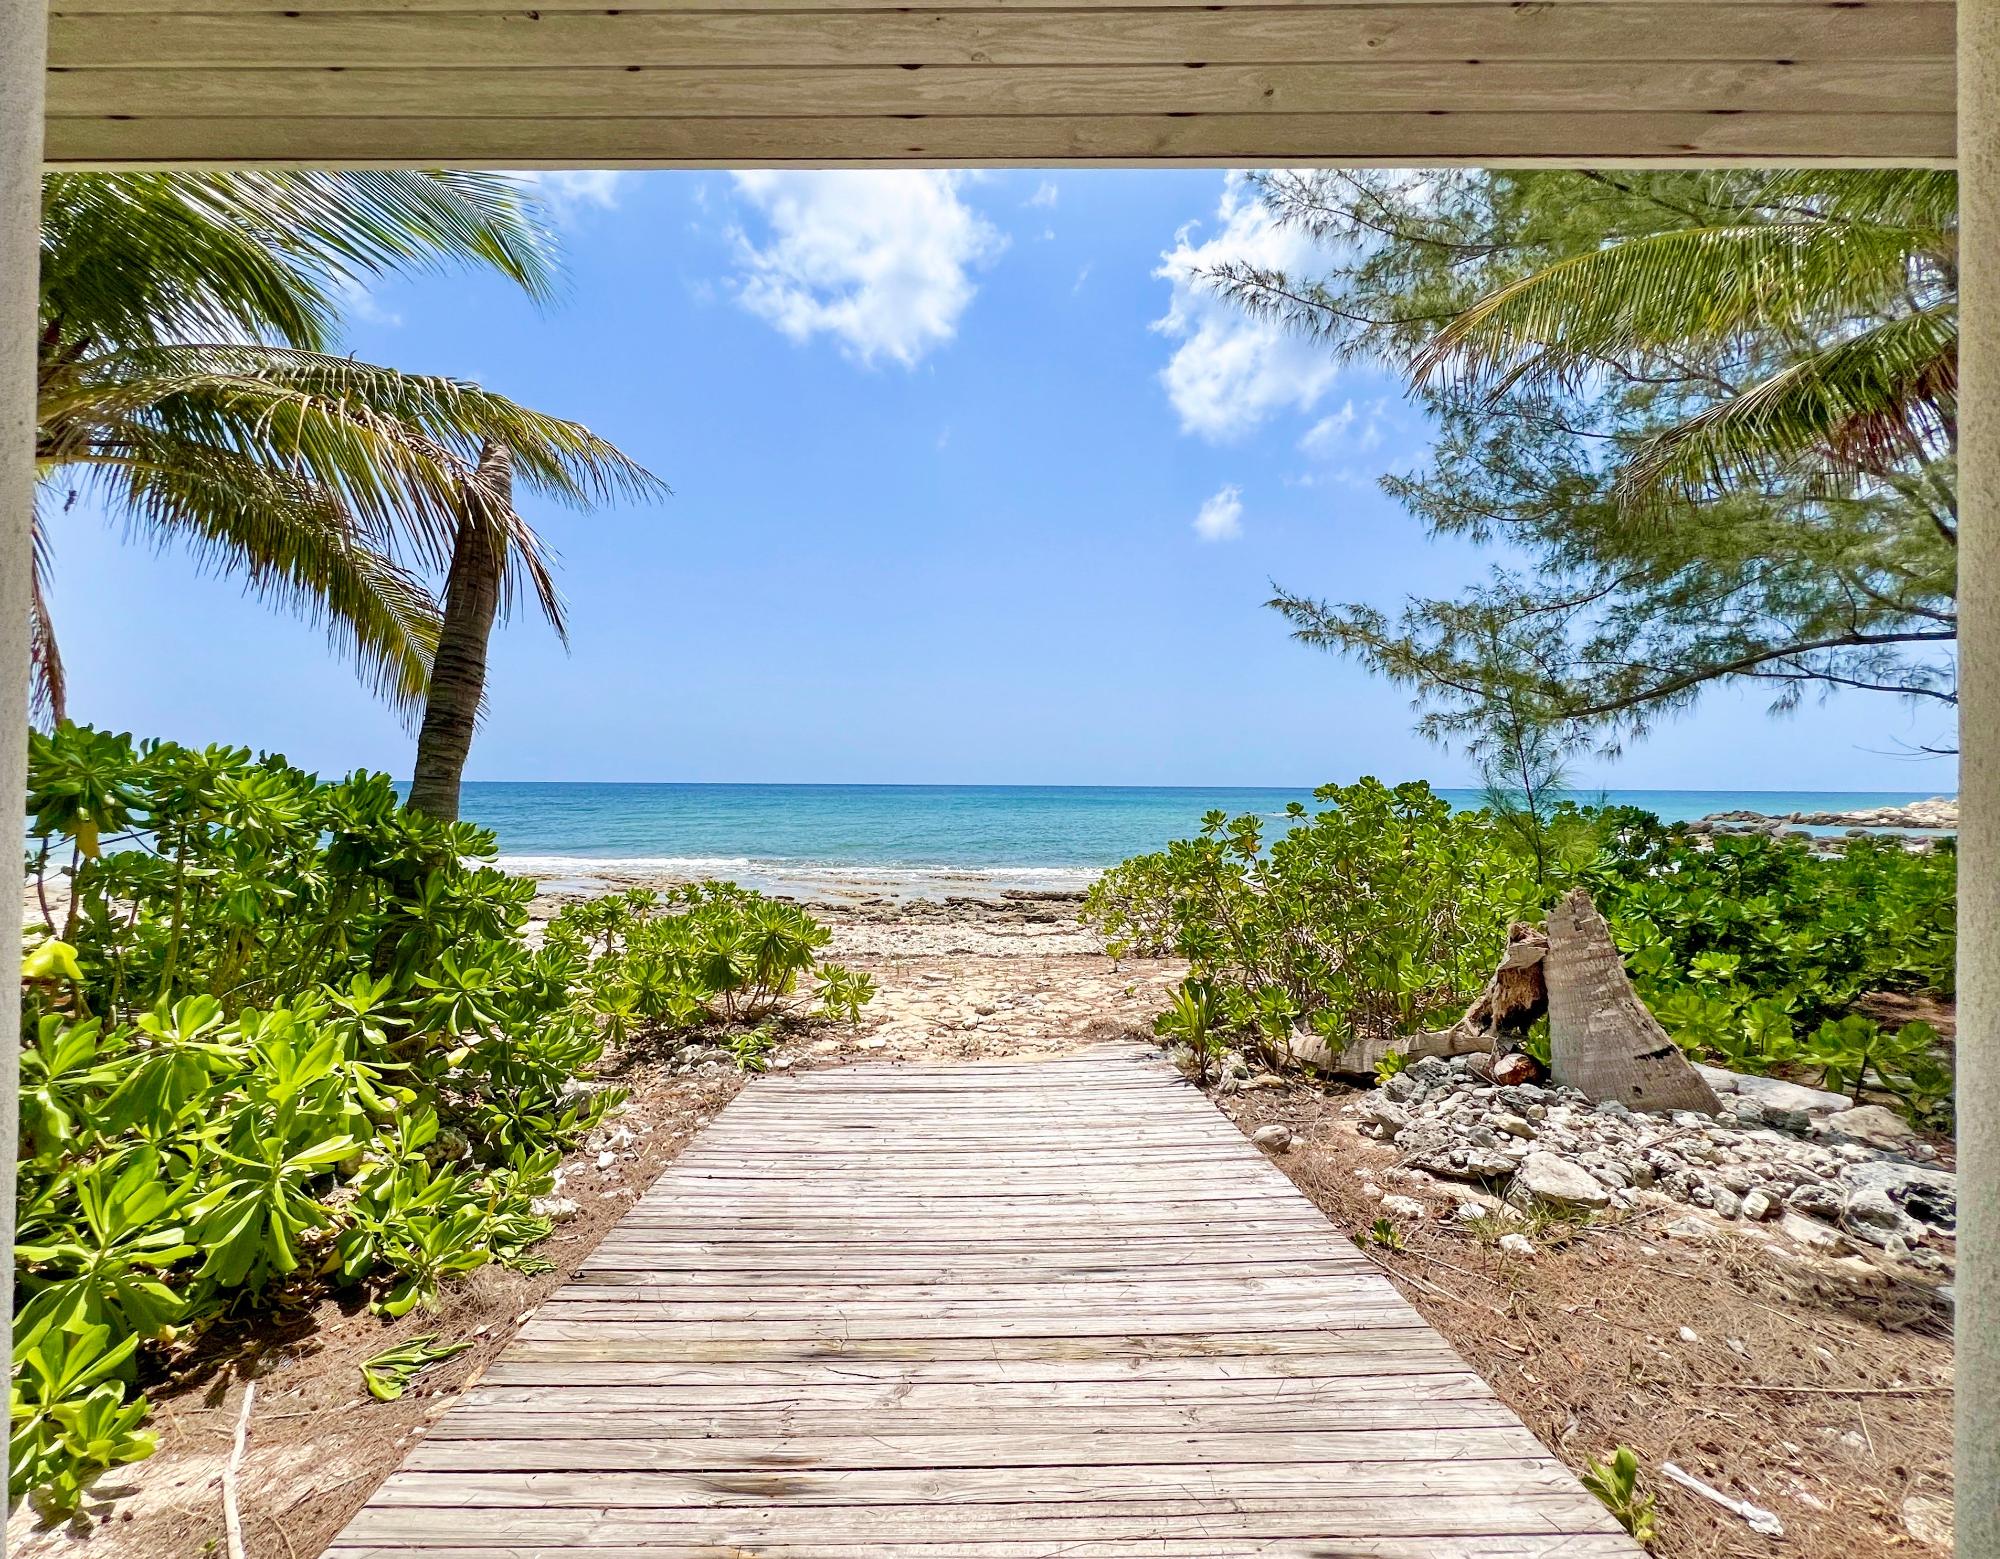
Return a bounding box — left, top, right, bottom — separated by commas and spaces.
461, 783, 1953, 900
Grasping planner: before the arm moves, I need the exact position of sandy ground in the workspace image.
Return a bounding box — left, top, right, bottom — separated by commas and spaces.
12, 890, 1954, 1559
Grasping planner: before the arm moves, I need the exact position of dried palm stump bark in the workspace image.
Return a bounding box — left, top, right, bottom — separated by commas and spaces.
1545, 888, 1721, 1114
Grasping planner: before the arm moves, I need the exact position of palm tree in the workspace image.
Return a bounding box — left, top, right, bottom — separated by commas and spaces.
406, 442, 513, 821
1407, 170, 1957, 519
35, 172, 662, 724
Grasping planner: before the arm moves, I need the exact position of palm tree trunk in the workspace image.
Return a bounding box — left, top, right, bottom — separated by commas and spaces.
406, 441, 510, 821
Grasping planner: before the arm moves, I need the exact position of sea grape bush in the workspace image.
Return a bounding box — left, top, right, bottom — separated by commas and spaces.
1083, 780, 1542, 1067
1579, 812, 1956, 1119
1086, 789, 1956, 1122
16, 726, 623, 1517
17, 728, 877, 1518
551, 884, 875, 1042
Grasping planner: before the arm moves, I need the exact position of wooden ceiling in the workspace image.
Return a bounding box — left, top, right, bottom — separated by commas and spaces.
42, 0, 1956, 168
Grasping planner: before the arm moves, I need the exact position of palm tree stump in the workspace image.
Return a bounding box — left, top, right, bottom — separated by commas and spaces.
1544, 888, 1721, 1113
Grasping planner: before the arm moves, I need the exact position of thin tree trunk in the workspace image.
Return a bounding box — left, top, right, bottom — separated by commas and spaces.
406, 442, 509, 822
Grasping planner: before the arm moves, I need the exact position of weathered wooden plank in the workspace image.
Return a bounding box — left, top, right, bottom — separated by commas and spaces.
44, 59, 1951, 118
493, 1329, 1454, 1364
551, 1276, 1384, 1299
401, 1427, 1557, 1473
327, 1049, 1639, 1557
327, 1542, 1641, 1559
431, 1398, 1518, 1435
339, 1493, 1626, 1542
372, 1463, 1592, 1511
453, 1370, 1496, 1408
475, 1351, 1479, 1387
45, 0, 1959, 65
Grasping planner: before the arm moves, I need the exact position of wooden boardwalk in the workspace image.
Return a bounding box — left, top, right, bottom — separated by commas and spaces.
327, 1044, 1640, 1558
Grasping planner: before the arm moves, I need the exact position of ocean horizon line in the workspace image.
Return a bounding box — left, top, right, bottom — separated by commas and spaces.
449, 780, 1957, 796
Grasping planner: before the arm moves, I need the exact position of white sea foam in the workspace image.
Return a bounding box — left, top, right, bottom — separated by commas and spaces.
496, 854, 1101, 903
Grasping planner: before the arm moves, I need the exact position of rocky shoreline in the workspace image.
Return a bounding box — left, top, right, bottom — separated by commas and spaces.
1694, 795, 1956, 836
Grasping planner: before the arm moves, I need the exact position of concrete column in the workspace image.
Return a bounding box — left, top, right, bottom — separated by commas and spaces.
1, 0, 46, 1480
1960, 0, 1998, 1549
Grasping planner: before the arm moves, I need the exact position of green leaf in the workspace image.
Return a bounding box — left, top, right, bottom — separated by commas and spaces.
360, 1335, 472, 1401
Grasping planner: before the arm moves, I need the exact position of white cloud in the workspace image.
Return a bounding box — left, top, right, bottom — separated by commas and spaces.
1193, 485, 1245, 542
727, 172, 1004, 368
1299, 397, 1389, 458
333, 273, 401, 329
1026, 180, 1060, 209
1153, 173, 1340, 442
520, 170, 627, 224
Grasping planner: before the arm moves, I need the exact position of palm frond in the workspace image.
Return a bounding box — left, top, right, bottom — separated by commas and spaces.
28, 508, 65, 727
1761, 168, 1958, 243
44, 340, 663, 650
39, 171, 561, 356
81, 430, 442, 719
1412, 221, 1927, 395
179, 171, 562, 305
1620, 306, 1958, 505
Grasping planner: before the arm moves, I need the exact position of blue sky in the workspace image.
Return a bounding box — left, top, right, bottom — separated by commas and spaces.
54, 170, 1956, 791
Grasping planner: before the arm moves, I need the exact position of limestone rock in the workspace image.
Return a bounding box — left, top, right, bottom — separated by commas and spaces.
1251, 1123, 1295, 1153
1511, 1150, 1612, 1211
1820, 1103, 1919, 1147
1356, 1096, 1411, 1142
1840, 1158, 1956, 1234
1697, 1065, 1853, 1118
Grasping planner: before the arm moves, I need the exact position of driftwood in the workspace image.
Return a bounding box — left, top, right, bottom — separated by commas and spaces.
1424, 921, 1549, 1052
1544, 888, 1720, 1113
1289, 922, 1549, 1079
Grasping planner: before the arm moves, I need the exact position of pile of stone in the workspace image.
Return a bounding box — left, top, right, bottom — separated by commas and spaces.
1347, 1054, 1955, 1273
1690, 795, 1955, 845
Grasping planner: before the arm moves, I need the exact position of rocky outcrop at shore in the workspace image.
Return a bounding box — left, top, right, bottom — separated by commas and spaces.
1696, 796, 1956, 832
1346, 1054, 1954, 1273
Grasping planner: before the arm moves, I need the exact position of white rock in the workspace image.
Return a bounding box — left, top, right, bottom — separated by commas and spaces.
1697, 1065, 1852, 1117
1678, 1325, 1700, 1343
1822, 1103, 1920, 1147
1497, 1233, 1536, 1258
1902, 1494, 1955, 1549
1251, 1123, 1295, 1153
1512, 1151, 1611, 1210
1380, 1195, 1427, 1220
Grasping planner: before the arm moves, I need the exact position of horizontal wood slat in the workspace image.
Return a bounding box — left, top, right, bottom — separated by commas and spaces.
48, 4, 1957, 68
46, 59, 1952, 117
327, 1044, 1641, 1556
44, 110, 1959, 165
41, 0, 1956, 164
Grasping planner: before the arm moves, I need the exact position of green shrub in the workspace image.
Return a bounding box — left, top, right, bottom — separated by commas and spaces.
15, 725, 624, 1517
1087, 788, 1955, 1120
1083, 780, 1540, 1066
1580, 817, 1955, 1118
550, 883, 873, 1043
